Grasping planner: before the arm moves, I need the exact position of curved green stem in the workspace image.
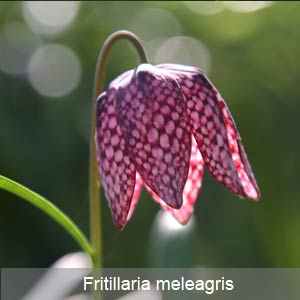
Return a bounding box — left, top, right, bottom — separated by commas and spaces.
89, 30, 148, 268
0, 175, 92, 257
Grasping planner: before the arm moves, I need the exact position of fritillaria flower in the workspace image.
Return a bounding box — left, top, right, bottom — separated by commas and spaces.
95, 63, 260, 229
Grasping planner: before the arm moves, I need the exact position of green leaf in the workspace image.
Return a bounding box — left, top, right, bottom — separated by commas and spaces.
0, 175, 93, 257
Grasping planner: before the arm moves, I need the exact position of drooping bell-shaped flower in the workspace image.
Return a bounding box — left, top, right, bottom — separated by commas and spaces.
95, 63, 260, 229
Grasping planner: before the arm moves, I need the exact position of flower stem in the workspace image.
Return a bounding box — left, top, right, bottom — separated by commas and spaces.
89, 30, 148, 268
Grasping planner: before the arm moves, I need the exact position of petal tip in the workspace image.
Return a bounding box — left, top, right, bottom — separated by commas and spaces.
177, 217, 190, 225
239, 187, 261, 201
243, 182, 261, 201
250, 190, 261, 202
166, 194, 183, 209
113, 218, 126, 230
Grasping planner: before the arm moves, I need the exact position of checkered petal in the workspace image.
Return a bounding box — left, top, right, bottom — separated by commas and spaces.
159, 64, 260, 200
95, 89, 137, 229
116, 64, 191, 209
146, 136, 204, 224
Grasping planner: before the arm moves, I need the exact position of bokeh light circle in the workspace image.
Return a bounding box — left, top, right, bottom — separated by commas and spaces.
27, 44, 81, 98
22, 1, 80, 35
154, 36, 211, 75
129, 8, 182, 42
223, 1, 274, 13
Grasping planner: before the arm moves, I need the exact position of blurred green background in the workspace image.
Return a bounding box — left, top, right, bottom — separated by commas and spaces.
0, 1, 299, 268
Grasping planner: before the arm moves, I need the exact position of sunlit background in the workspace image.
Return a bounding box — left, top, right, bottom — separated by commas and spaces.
0, 1, 300, 268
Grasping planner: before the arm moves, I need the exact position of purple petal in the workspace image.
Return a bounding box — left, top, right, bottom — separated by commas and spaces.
95, 89, 137, 229
146, 137, 204, 224
162, 64, 260, 200
109, 69, 134, 89
116, 64, 191, 209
